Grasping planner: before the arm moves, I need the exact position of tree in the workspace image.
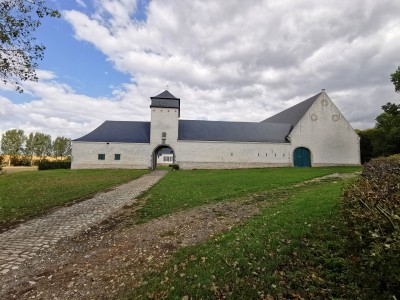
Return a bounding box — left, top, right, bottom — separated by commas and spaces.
373, 102, 400, 156
0, 0, 60, 92
391, 66, 400, 93
31, 132, 52, 161
52, 136, 71, 160
0, 129, 26, 165
356, 128, 376, 163
24, 132, 35, 165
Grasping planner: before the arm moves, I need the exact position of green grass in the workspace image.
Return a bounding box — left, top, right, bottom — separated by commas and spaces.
0, 169, 149, 226
137, 166, 360, 222
125, 178, 359, 299
156, 165, 173, 170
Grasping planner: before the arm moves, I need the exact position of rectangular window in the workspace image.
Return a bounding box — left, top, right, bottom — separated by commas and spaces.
98, 154, 105, 160
115, 154, 121, 160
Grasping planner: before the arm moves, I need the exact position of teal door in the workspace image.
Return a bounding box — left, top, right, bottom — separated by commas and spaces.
293, 147, 311, 167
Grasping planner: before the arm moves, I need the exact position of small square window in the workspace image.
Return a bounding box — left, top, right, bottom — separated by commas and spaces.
98, 154, 105, 160
115, 154, 121, 160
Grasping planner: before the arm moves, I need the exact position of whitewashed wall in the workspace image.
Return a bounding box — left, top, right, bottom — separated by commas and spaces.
289, 92, 360, 166
173, 141, 291, 169
71, 142, 151, 169
150, 108, 179, 146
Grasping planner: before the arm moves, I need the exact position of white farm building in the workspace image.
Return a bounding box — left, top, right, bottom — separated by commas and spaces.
71, 90, 360, 170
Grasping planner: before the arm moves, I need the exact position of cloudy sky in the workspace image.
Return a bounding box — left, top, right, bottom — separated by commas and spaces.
1, 0, 399, 140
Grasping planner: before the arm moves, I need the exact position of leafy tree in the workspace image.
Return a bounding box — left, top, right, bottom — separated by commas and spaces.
373, 102, 400, 156
0, 0, 60, 92
391, 66, 400, 93
52, 136, 71, 160
31, 132, 52, 161
0, 129, 26, 165
356, 128, 376, 163
24, 132, 35, 164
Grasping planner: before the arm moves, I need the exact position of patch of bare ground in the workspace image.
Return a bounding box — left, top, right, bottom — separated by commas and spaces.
0, 172, 359, 300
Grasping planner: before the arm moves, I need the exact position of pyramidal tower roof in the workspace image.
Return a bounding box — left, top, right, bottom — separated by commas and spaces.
150, 90, 180, 116
151, 90, 179, 100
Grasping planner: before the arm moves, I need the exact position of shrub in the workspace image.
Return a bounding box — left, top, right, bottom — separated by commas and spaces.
11, 155, 31, 166
38, 161, 71, 170
168, 164, 180, 171
0, 154, 4, 171
342, 155, 400, 298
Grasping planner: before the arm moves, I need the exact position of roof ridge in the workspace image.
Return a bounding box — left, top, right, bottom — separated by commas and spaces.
261, 92, 322, 126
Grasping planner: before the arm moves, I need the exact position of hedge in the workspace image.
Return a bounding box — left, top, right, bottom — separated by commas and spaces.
342, 155, 400, 298
38, 161, 71, 170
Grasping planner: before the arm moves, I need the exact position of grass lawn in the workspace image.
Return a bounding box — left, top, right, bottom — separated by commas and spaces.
137, 166, 360, 222
0, 169, 149, 226
125, 178, 358, 299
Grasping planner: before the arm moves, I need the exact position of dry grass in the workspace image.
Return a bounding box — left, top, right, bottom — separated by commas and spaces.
2, 166, 38, 173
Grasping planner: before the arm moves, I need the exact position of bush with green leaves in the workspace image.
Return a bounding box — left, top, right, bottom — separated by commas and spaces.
38, 161, 71, 170
11, 155, 31, 166
168, 163, 180, 170
342, 155, 400, 298
0, 154, 4, 171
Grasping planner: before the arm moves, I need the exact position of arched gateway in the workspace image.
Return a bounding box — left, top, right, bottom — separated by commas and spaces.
152, 145, 175, 170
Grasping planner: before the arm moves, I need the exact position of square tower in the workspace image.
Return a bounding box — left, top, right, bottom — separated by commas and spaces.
150, 90, 180, 146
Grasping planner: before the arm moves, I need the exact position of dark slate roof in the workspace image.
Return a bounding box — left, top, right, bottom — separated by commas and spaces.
150, 90, 180, 110
151, 90, 179, 99
74, 92, 323, 144
73, 121, 150, 143
261, 92, 321, 126
179, 120, 291, 143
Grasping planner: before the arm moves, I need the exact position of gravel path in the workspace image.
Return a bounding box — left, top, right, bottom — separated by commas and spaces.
0, 171, 167, 276
0, 193, 263, 300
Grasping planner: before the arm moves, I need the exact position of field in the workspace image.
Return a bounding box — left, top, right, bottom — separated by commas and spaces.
137, 166, 361, 222
0, 166, 364, 298
126, 169, 361, 299
0, 169, 148, 227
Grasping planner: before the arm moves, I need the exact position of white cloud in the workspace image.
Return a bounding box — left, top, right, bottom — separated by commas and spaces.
2, 0, 400, 141
75, 0, 87, 8
0, 71, 150, 139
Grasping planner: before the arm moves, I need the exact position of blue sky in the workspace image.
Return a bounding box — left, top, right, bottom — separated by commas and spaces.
1, 0, 399, 139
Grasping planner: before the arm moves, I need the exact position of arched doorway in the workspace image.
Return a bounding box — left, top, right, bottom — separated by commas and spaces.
293, 147, 311, 167
152, 145, 175, 170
